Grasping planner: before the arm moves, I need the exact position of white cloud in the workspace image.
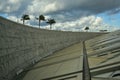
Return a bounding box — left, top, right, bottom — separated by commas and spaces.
0, 0, 22, 13
44, 2, 59, 13
47, 15, 118, 32
25, 0, 120, 15
92, 17, 102, 26
0, 0, 120, 15
7, 14, 118, 32
0, 0, 120, 32
8, 16, 18, 22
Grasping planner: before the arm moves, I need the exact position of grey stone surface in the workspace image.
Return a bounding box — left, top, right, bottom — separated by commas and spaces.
0, 16, 104, 80
22, 30, 120, 80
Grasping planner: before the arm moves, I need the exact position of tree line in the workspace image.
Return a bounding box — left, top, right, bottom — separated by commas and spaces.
21, 14, 56, 29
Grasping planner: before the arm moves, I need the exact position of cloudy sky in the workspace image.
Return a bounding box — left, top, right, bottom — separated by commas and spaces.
0, 0, 120, 32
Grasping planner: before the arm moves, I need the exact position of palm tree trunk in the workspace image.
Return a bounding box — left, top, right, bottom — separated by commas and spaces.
39, 21, 40, 28
50, 24, 52, 30
23, 20, 25, 24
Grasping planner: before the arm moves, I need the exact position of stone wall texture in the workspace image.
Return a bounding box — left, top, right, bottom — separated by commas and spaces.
0, 17, 105, 80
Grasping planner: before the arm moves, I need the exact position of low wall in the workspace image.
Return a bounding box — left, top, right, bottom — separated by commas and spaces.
0, 17, 105, 80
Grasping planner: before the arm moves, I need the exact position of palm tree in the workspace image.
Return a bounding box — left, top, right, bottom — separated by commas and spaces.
36, 15, 45, 28
21, 14, 30, 24
84, 27, 89, 32
46, 19, 56, 30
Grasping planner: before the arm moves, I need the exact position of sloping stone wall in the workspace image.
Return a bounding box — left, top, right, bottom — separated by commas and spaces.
0, 17, 104, 80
